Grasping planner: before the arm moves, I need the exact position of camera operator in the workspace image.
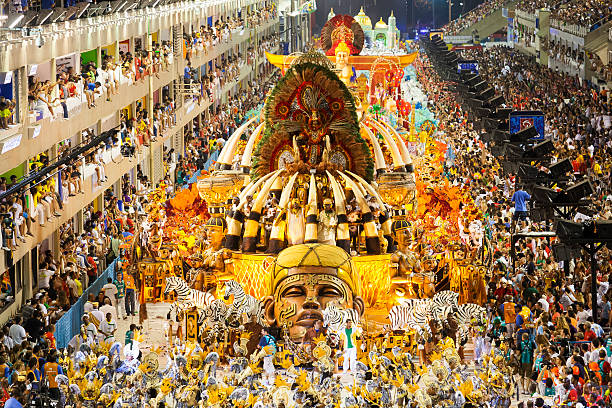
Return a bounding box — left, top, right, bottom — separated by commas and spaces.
25, 357, 41, 391
42, 351, 63, 400
4, 383, 27, 408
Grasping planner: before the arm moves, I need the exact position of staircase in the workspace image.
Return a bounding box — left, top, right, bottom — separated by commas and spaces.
455, 0, 518, 40
584, 19, 611, 86
584, 19, 611, 56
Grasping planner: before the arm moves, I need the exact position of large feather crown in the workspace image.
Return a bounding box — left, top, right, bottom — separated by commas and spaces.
251, 62, 374, 182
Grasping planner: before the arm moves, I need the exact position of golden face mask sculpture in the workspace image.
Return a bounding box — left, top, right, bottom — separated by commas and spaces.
263, 243, 364, 341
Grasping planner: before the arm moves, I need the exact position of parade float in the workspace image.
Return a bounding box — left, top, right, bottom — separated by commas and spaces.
47, 14, 521, 408
124, 11, 493, 373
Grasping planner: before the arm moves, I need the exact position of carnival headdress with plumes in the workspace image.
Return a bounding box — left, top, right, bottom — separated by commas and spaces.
252, 63, 374, 181
321, 15, 364, 56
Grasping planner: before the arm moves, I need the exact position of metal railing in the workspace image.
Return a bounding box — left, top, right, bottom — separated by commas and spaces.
550, 18, 589, 36
0, 0, 262, 45
55, 259, 118, 349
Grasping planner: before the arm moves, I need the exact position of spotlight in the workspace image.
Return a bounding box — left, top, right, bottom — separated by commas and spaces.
552, 243, 582, 262
517, 164, 541, 180
74, 3, 91, 18
468, 98, 483, 109
6, 14, 24, 28
492, 108, 512, 119
556, 219, 584, 239
461, 72, 477, 82
36, 9, 53, 25
549, 159, 573, 179
523, 140, 554, 159
487, 95, 504, 108
472, 81, 488, 93
564, 179, 594, 202
465, 75, 481, 86
532, 185, 558, 204
510, 126, 538, 143
501, 160, 519, 175
483, 118, 501, 132
533, 179, 593, 203
478, 87, 495, 100
493, 129, 510, 143
109, 0, 128, 13
502, 142, 524, 159
49, 8, 67, 23
476, 107, 492, 118
20, 11, 39, 27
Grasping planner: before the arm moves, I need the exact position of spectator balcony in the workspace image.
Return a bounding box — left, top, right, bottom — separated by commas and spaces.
0, 0, 261, 72
0, 49, 278, 320
515, 5, 610, 82
0, 17, 278, 176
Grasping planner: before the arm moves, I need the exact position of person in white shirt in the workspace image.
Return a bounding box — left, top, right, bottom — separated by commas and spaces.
98, 312, 117, 344
576, 304, 591, 325
99, 298, 117, 323
591, 322, 605, 338
82, 315, 98, 344
538, 295, 550, 312
1, 332, 14, 350
38, 263, 54, 290
83, 293, 96, 314
102, 278, 118, 307
91, 309, 105, 328
559, 288, 575, 310
8, 317, 27, 345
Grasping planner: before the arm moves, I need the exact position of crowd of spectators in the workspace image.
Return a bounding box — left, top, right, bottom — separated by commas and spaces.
551, 0, 611, 28
0, 175, 149, 405
418, 40, 612, 403
516, 0, 611, 29
0, 13, 277, 285
586, 52, 612, 82
26, 42, 174, 121
443, 0, 507, 35
175, 71, 279, 186
183, 7, 278, 61
0, 168, 148, 325
444, 0, 610, 40
547, 39, 585, 68
0, 61, 278, 405
2, 6, 277, 136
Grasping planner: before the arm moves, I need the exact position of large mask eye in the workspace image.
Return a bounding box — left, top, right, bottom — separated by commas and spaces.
281, 285, 305, 298
318, 284, 343, 298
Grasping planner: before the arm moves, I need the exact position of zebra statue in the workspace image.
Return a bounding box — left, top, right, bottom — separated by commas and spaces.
386, 300, 433, 338
322, 301, 360, 333
386, 292, 461, 338
201, 299, 229, 326
431, 290, 460, 323
454, 303, 487, 327
448, 303, 488, 348
164, 276, 215, 321
223, 280, 265, 325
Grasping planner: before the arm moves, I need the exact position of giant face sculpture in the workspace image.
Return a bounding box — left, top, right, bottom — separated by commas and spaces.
263, 244, 364, 341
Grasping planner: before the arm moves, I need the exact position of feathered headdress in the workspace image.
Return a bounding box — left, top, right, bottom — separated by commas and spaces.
252, 63, 374, 181
321, 15, 364, 56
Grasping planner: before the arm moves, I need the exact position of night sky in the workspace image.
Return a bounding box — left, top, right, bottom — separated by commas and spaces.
312, 0, 482, 36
